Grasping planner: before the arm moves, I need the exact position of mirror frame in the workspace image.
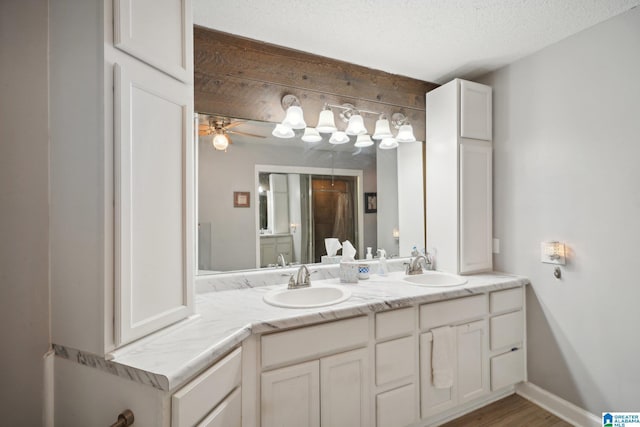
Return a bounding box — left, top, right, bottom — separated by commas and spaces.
254, 164, 365, 267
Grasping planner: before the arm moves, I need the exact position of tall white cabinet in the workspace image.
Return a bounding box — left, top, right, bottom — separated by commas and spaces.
426, 79, 493, 274
51, 0, 194, 353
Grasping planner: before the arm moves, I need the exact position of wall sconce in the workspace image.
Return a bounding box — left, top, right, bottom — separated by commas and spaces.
541, 241, 566, 279
271, 95, 417, 150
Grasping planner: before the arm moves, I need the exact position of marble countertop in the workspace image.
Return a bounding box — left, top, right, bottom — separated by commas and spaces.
55, 270, 529, 392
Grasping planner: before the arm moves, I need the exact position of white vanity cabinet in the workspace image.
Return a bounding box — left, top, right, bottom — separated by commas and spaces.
259, 234, 294, 267
172, 348, 242, 427
489, 288, 526, 391
419, 295, 489, 418
374, 307, 419, 427
426, 79, 493, 274
51, 0, 194, 354
259, 317, 370, 427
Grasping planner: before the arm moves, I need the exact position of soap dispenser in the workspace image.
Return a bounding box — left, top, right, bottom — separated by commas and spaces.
377, 249, 389, 276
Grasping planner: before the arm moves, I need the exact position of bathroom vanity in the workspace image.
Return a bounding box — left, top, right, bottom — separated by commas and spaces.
55, 266, 527, 427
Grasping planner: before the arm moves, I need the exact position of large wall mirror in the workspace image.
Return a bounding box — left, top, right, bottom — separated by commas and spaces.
197, 114, 396, 274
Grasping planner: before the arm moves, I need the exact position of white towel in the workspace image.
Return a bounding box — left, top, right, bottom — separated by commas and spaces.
431, 326, 454, 389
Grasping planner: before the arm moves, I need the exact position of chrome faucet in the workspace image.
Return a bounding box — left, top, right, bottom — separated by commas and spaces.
288, 264, 312, 289
406, 255, 431, 275
277, 253, 287, 267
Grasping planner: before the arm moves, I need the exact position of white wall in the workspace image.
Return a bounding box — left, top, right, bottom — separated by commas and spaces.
479, 6, 640, 414
0, 0, 50, 424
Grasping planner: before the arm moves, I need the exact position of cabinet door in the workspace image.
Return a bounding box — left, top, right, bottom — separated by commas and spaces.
457, 320, 489, 404
459, 140, 492, 273
320, 348, 369, 427
260, 238, 277, 267
197, 387, 241, 427
114, 61, 194, 346
114, 0, 193, 83
420, 332, 457, 418
460, 80, 492, 140
261, 361, 320, 427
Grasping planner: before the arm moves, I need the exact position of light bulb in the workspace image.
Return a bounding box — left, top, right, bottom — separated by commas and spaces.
212, 133, 229, 150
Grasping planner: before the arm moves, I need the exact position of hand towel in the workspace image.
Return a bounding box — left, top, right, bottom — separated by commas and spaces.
431, 326, 454, 389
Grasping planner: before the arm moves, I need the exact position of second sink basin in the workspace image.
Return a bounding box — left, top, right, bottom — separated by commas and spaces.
403, 271, 467, 287
263, 285, 352, 309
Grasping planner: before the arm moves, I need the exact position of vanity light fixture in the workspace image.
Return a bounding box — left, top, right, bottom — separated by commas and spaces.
301, 127, 322, 143
541, 241, 566, 279
271, 95, 418, 150
280, 94, 306, 129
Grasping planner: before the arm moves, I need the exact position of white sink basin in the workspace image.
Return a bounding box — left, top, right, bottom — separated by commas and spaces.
403, 271, 467, 287
263, 285, 352, 309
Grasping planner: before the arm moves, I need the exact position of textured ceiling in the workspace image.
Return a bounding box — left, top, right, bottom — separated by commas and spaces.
193, 0, 640, 84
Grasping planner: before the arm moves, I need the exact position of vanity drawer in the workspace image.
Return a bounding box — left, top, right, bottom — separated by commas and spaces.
420, 295, 487, 330
376, 307, 414, 341
376, 383, 418, 427
197, 386, 241, 427
490, 348, 525, 390
261, 316, 368, 369
376, 336, 415, 386
490, 310, 524, 350
172, 347, 242, 427
490, 287, 523, 313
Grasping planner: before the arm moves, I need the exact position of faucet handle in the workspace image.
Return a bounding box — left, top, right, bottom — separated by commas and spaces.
287, 275, 296, 289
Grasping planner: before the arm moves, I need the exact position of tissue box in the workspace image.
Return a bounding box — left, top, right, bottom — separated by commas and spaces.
339, 262, 359, 283
321, 255, 342, 264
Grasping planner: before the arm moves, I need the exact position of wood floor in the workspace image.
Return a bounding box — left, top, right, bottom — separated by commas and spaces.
440, 394, 573, 427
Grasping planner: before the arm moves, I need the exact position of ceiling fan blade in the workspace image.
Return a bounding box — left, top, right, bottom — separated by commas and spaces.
198, 129, 213, 136
224, 121, 245, 130
227, 130, 266, 138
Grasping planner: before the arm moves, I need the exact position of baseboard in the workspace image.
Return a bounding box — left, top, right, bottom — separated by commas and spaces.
516, 382, 600, 427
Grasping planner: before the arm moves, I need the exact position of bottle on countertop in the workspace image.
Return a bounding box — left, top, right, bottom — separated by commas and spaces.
377, 249, 389, 276
366, 247, 373, 260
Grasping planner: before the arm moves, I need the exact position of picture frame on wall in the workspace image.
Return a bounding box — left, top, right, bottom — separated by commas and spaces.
365, 192, 377, 213
233, 191, 250, 208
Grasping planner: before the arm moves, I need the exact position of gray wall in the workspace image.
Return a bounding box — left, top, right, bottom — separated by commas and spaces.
479, 6, 640, 414
0, 0, 50, 424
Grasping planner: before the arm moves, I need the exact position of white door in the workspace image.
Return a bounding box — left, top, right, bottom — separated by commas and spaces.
261, 361, 320, 427
113, 0, 193, 82
320, 348, 370, 427
114, 60, 194, 346
420, 332, 457, 418
459, 139, 492, 273
457, 320, 489, 404
459, 80, 492, 140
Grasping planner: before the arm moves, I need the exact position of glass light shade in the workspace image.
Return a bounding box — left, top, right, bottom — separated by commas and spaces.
345, 114, 367, 135
379, 137, 398, 150
282, 105, 306, 129
212, 133, 230, 151
316, 109, 337, 133
301, 127, 322, 143
272, 123, 295, 138
396, 124, 416, 142
354, 134, 374, 147
372, 118, 393, 140
329, 131, 350, 145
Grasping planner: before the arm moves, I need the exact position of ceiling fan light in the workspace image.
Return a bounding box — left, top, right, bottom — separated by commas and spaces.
379, 137, 398, 150
301, 127, 322, 143
372, 118, 393, 140
272, 123, 295, 138
396, 124, 416, 142
345, 114, 367, 136
354, 134, 374, 147
329, 131, 350, 145
212, 133, 230, 151
316, 109, 337, 133
282, 105, 306, 130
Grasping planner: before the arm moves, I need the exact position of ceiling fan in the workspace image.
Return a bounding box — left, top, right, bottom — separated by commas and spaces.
198, 116, 264, 151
